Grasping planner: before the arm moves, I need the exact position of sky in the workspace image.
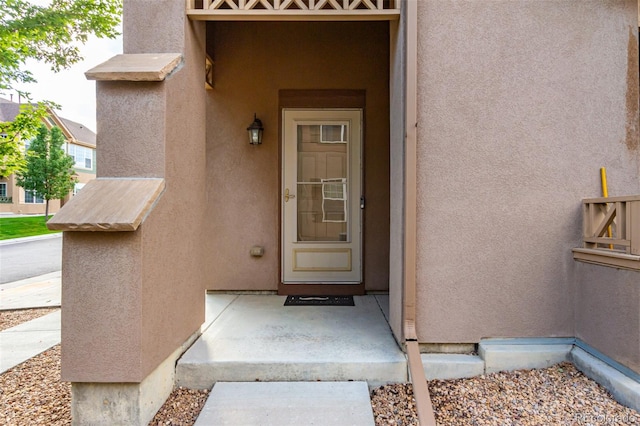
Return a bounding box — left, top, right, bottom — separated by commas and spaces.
6, 34, 124, 134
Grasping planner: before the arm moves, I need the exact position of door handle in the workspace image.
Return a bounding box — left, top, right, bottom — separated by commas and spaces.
285, 188, 296, 202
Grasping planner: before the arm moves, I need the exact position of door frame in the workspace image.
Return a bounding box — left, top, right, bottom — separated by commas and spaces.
278, 89, 366, 296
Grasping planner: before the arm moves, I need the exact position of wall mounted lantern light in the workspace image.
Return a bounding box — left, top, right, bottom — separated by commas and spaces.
247, 113, 264, 145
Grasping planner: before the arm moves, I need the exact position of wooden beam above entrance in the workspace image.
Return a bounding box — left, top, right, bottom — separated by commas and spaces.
187, 0, 400, 21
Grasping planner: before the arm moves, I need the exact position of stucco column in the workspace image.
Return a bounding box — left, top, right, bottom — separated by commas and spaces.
48, 1, 207, 423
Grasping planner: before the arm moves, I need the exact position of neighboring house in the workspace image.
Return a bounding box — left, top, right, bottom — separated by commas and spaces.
0, 98, 96, 215
47, 1, 640, 424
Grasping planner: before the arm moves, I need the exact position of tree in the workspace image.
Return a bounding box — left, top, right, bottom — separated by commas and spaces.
16, 124, 77, 219
0, 102, 48, 177
0, 0, 122, 174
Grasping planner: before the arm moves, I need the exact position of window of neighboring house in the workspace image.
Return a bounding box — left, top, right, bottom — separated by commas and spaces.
73, 182, 85, 196
24, 190, 44, 204
68, 144, 93, 169
0, 182, 7, 197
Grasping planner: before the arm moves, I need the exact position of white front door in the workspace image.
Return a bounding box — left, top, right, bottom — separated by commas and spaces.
282, 109, 362, 284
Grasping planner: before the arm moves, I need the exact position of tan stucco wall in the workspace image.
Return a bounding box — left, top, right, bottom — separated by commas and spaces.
96, 82, 166, 178
62, 232, 143, 381
415, 1, 640, 344
140, 17, 207, 373
205, 21, 390, 291
61, 0, 207, 381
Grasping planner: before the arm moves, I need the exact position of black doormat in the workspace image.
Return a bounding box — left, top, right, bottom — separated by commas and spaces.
284, 295, 355, 306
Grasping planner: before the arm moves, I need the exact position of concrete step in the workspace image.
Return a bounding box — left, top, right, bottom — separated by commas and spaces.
176, 295, 407, 389
194, 381, 375, 426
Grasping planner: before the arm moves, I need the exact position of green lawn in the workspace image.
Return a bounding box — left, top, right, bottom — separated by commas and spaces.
0, 216, 60, 240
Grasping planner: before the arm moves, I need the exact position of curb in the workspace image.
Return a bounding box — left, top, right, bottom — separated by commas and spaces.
0, 233, 62, 246
571, 347, 640, 413
0, 270, 61, 291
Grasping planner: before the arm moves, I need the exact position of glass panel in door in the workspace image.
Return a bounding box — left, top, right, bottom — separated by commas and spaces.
297, 124, 348, 242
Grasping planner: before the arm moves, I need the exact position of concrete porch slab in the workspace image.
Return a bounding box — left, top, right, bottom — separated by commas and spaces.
176, 295, 406, 389
194, 381, 375, 426
203, 293, 237, 331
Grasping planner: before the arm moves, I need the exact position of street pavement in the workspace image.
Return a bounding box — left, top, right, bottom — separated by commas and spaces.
0, 234, 62, 284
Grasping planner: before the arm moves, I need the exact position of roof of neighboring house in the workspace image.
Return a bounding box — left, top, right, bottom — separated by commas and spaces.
0, 97, 96, 147
0, 97, 24, 122
60, 117, 96, 147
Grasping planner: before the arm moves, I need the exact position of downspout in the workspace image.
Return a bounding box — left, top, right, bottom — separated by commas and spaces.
403, 2, 436, 425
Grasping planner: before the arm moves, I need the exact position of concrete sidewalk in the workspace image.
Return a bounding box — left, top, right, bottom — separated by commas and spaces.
0, 310, 61, 373
195, 381, 376, 426
0, 271, 62, 374
0, 271, 61, 308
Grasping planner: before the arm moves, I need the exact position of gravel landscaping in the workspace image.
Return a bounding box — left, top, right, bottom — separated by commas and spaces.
374, 363, 640, 425
149, 388, 209, 425
371, 383, 418, 425
0, 345, 70, 426
2, 309, 639, 425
